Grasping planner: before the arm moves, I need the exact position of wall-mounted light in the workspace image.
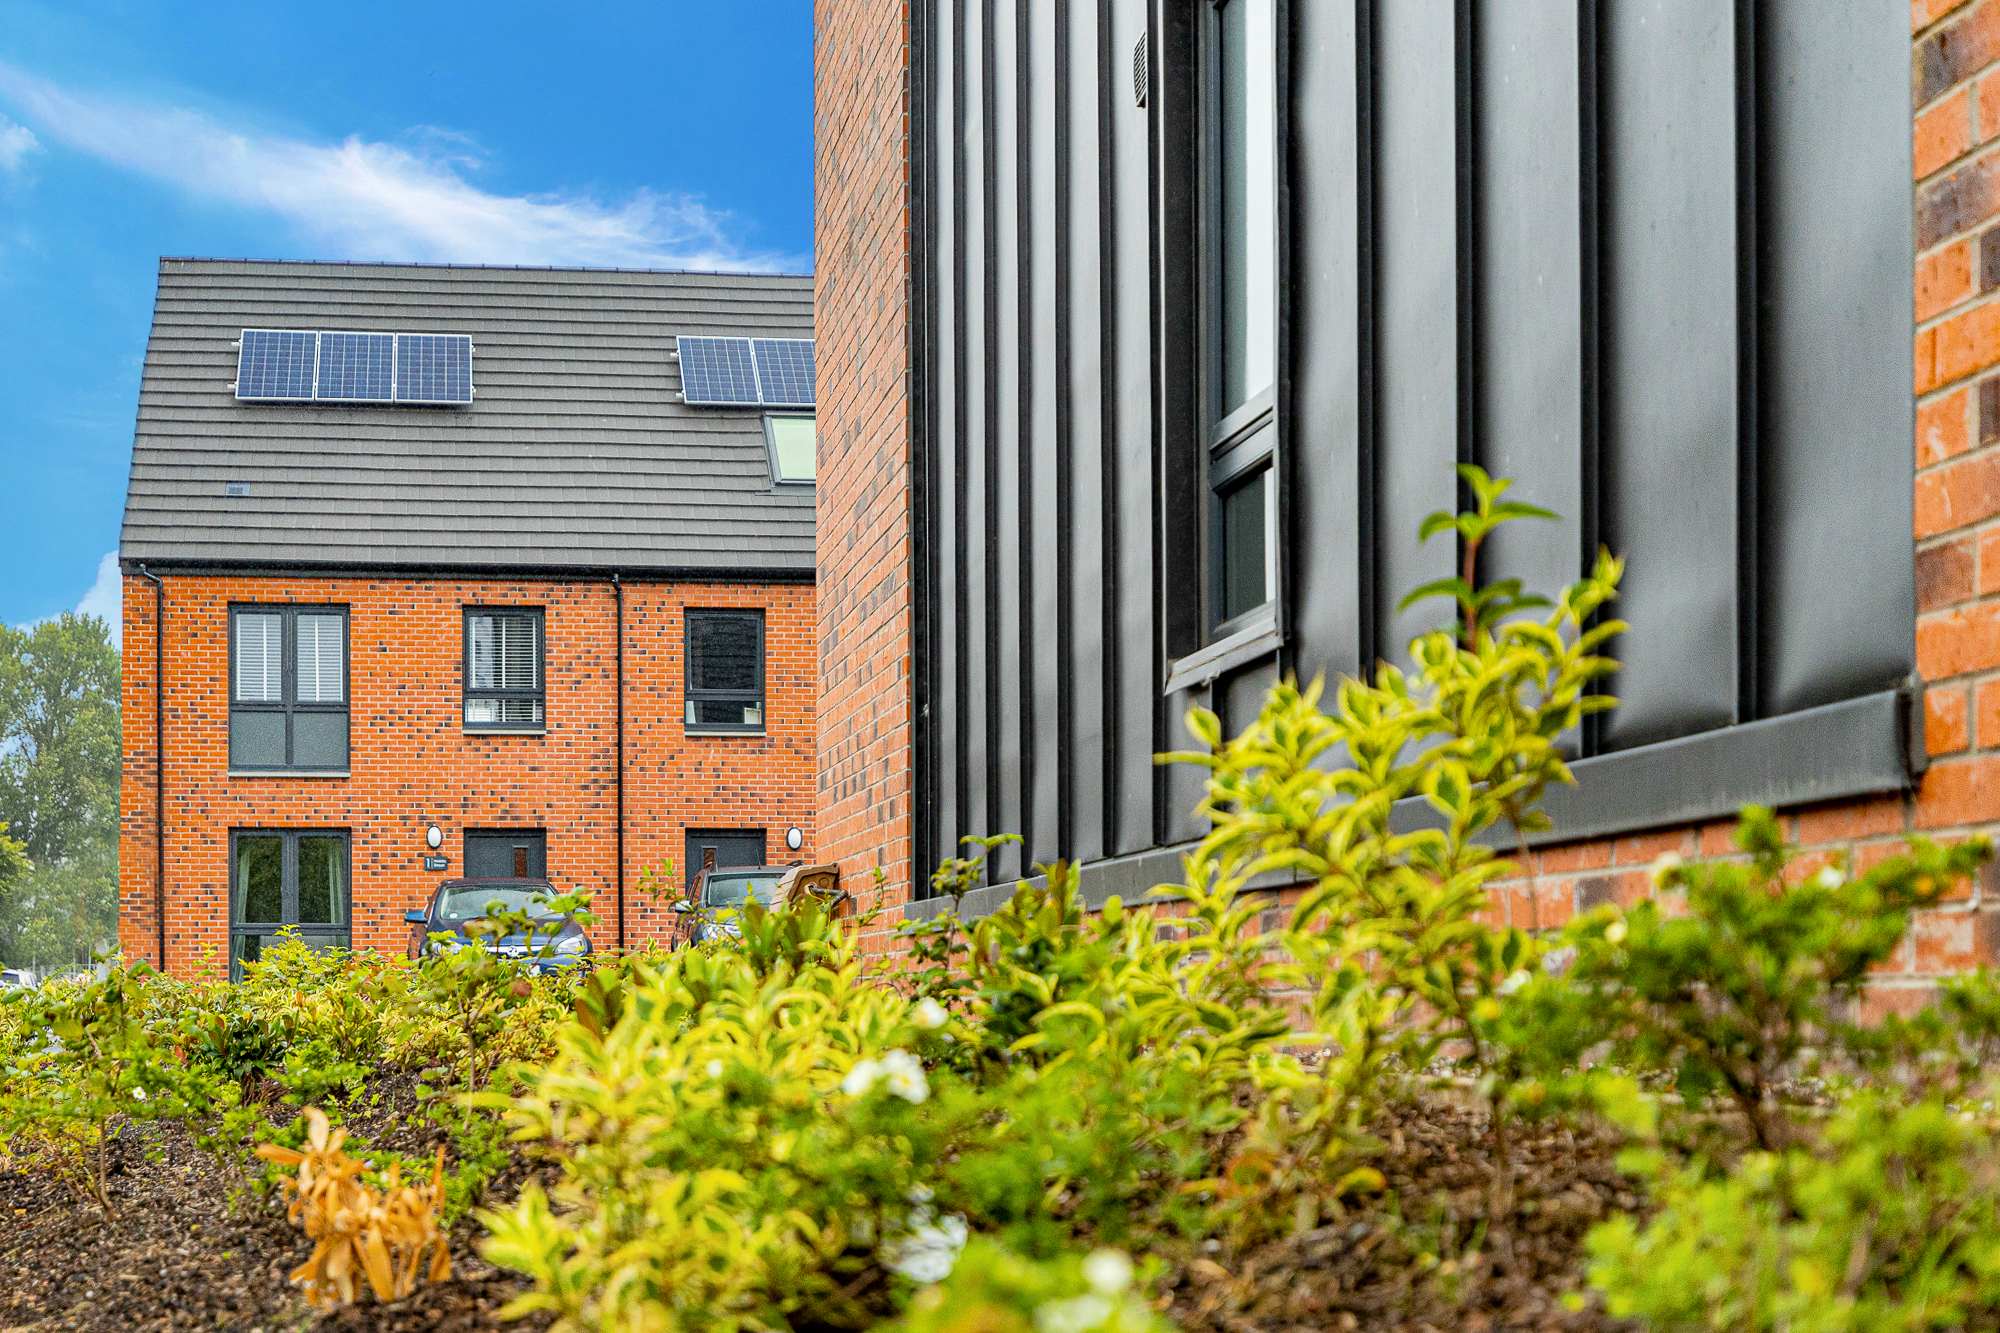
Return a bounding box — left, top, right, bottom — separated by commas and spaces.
785, 826, 804, 852
426, 824, 443, 850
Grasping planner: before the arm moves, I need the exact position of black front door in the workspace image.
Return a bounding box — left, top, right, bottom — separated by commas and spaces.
684, 829, 765, 885
465, 829, 547, 879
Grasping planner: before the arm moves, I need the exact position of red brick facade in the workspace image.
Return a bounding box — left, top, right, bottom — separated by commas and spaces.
118, 573, 816, 974
812, 0, 916, 942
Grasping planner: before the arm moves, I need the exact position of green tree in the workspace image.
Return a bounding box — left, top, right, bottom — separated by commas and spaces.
0, 612, 120, 972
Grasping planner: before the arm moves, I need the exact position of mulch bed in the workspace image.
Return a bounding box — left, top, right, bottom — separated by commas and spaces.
0, 1067, 553, 1333
0, 1070, 1636, 1331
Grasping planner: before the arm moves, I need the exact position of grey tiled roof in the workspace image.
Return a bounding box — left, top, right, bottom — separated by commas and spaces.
120, 259, 815, 575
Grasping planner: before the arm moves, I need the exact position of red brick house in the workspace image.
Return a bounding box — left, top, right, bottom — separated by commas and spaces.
812, 0, 2000, 1002
118, 260, 819, 974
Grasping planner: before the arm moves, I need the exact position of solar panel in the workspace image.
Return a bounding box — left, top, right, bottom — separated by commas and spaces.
678, 336, 761, 405
316, 332, 395, 402
394, 334, 474, 404
751, 338, 816, 407
236, 330, 317, 401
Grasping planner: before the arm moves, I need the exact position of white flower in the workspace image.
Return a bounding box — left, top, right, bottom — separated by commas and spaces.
842, 1058, 882, 1097
1650, 851, 1684, 885
886, 1213, 967, 1284
907, 1184, 935, 1206
1814, 866, 1846, 890
1034, 1294, 1115, 1333
913, 997, 949, 1029
130, 1087, 147, 1101
706, 1059, 723, 1078
880, 1048, 930, 1104
1497, 969, 1531, 997
1604, 918, 1628, 945
1082, 1249, 1133, 1294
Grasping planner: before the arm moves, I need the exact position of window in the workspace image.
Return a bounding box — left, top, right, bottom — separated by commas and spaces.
765, 414, 817, 485
230, 605, 349, 772
230, 829, 349, 977
1203, 0, 1278, 637
464, 608, 544, 730
685, 609, 765, 734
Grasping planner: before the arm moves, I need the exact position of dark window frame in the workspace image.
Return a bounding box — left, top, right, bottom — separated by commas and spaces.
227, 827, 352, 980
228, 603, 351, 773
763, 412, 818, 487
462, 606, 546, 733
684, 607, 768, 736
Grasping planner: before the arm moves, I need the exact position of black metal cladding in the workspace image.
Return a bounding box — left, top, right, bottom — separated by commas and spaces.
911, 0, 1916, 894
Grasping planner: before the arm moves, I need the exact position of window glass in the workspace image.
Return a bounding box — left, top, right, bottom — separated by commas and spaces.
235, 614, 282, 703
296, 614, 345, 703
236, 835, 284, 924
464, 609, 546, 728
230, 607, 349, 770
1217, 0, 1277, 419
768, 416, 817, 483
297, 835, 346, 925
685, 610, 766, 732
1218, 469, 1270, 624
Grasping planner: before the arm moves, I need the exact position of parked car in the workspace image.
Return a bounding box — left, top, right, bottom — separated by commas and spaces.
403, 877, 592, 973
0, 968, 28, 991
671, 863, 845, 946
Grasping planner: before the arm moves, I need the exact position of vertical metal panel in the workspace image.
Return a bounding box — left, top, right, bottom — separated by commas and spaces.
1114, 0, 1159, 855
1028, 0, 1063, 872
1597, 0, 1740, 752
930, 0, 959, 875
1474, 0, 1583, 610
949, 0, 973, 866
1756, 0, 1914, 715
1068, 0, 1108, 865
970, 0, 997, 865
993, 0, 1026, 883
1287, 0, 1364, 686
1372, 0, 1460, 663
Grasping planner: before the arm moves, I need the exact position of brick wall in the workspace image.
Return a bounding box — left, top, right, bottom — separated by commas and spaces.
117, 572, 817, 975
1475, 1, 2000, 1011
813, 0, 916, 945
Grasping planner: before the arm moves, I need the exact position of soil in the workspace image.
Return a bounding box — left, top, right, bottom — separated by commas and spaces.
0, 1067, 554, 1333
0, 1071, 1633, 1332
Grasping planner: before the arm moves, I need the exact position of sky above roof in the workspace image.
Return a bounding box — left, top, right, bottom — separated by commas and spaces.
0, 0, 814, 634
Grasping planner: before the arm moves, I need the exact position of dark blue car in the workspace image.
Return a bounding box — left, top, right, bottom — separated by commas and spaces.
404, 877, 593, 973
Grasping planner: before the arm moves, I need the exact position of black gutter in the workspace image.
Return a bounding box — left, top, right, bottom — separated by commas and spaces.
117, 559, 817, 585
613, 573, 626, 951
136, 564, 167, 971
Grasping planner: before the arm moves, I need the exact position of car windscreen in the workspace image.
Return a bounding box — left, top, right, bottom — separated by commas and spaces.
702, 872, 784, 909
435, 884, 553, 922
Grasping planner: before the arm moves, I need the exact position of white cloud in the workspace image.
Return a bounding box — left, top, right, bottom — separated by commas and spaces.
74, 551, 121, 649
0, 63, 798, 272
14, 551, 123, 648
0, 113, 37, 173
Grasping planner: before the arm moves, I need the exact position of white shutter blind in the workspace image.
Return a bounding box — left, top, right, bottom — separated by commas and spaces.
296, 614, 344, 703
235, 614, 282, 702
472, 613, 538, 689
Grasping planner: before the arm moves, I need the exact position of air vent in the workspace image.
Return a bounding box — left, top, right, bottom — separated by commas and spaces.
1133, 33, 1148, 108
224, 481, 249, 498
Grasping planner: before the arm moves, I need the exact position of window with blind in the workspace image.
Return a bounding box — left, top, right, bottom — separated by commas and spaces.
464, 608, 545, 730
230, 829, 349, 978
229, 605, 349, 772
685, 608, 765, 734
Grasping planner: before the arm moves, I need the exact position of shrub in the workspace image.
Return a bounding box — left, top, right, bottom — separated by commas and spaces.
891, 1240, 1169, 1333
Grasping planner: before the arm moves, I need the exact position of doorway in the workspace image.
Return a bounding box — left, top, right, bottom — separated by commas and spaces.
464, 829, 547, 879
683, 829, 765, 885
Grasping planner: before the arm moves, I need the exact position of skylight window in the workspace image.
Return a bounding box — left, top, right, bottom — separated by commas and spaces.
765, 415, 817, 485
233, 330, 473, 405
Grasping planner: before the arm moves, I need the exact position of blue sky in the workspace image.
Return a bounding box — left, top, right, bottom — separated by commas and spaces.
0, 0, 815, 637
